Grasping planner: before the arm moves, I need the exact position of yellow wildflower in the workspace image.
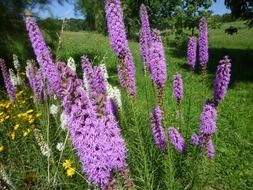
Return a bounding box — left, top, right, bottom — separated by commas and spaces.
29, 118, 35, 124
0, 145, 4, 152
5, 102, 11, 109
36, 113, 41, 118
5, 115, 10, 120
11, 131, 15, 140
14, 124, 20, 130
66, 167, 75, 177
23, 129, 31, 137
26, 109, 34, 114
63, 160, 72, 170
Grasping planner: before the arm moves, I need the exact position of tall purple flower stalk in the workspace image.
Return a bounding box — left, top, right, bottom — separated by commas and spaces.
149, 29, 167, 106
199, 102, 217, 136
193, 101, 217, 159
105, 0, 128, 57
33, 68, 45, 101
81, 55, 94, 92
139, 4, 152, 70
168, 127, 185, 153
81, 56, 107, 114
206, 138, 215, 159
149, 29, 167, 89
26, 65, 45, 102
26, 16, 62, 97
187, 36, 197, 70
59, 62, 129, 189
213, 56, 231, 104
118, 50, 136, 96
105, 0, 136, 97
26, 17, 129, 188
173, 73, 183, 103
0, 59, 16, 102
150, 106, 167, 152
199, 17, 209, 68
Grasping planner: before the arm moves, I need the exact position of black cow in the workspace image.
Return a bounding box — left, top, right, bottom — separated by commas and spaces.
225, 26, 238, 35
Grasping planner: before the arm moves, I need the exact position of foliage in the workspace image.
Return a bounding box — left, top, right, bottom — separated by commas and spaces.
0, 0, 70, 65
1, 21, 253, 189
225, 0, 253, 27
76, 0, 216, 38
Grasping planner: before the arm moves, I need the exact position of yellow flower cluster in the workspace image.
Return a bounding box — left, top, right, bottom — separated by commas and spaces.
0, 100, 12, 124
63, 160, 76, 177
0, 90, 40, 141
0, 145, 4, 152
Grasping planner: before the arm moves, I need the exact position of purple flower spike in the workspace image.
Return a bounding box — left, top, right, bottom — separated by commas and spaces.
168, 127, 185, 153
187, 36, 197, 70
102, 100, 128, 170
149, 29, 167, 89
25, 17, 62, 97
150, 106, 167, 152
173, 73, 183, 103
206, 138, 215, 159
191, 133, 199, 145
81, 55, 94, 92
105, 0, 128, 57
214, 56, 231, 103
105, 0, 136, 97
199, 102, 217, 135
140, 4, 152, 69
0, 59, 16, 102
33, 68, 45, 101
118, 50, 136, 96
199, 17, 209, 67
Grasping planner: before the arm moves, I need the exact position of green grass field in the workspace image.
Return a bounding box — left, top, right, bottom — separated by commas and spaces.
58, 22, 253, 189
1, 21, 253, 189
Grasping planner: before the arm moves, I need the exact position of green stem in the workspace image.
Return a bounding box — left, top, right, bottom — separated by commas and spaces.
130, 100, 151, 189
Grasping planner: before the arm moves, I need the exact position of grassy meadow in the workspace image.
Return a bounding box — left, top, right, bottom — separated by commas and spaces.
1, 21, 253, 189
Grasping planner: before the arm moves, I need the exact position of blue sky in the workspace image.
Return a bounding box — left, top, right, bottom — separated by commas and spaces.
34, 0, 230, 19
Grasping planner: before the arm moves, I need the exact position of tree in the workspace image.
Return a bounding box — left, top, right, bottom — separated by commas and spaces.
75, 0, 106, 33
0, 0, 69, 62
225, 0, 253, 27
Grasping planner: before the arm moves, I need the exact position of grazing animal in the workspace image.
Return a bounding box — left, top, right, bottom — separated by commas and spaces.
225, 26, 238, 35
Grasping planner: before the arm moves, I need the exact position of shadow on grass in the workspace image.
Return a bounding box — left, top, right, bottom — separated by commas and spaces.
171, 47, 253, 87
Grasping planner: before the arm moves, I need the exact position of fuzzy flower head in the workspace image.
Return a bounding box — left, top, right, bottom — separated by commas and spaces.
34, 129, 51, 157
105, 0, 128, 57
118, 50, 136, 96
187, 36, 197, 70
199, 17, 209, 66
191, 133, 199, 145
60, 111, 68, 130
199, 102, 217, 135
150, 106, 167, 152
50, 104, 58, 115
173, 73, 183, 103
205, 138, 215, 159
139, 3, 152, 68
25, 16, 62, 97
13, 54, 20, 72
168, 127, 185, 153
213, 56, 231, 103
0, 58, 16, 102
9, 69, 21, 86
99, 64, 109, 79
56, 142, 64, 151
67, 57, 76, 72
149, 29, 167, 88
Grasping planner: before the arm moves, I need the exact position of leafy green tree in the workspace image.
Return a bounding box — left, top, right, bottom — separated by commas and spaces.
225, 0, 253, 27
0, 0, 69, 63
